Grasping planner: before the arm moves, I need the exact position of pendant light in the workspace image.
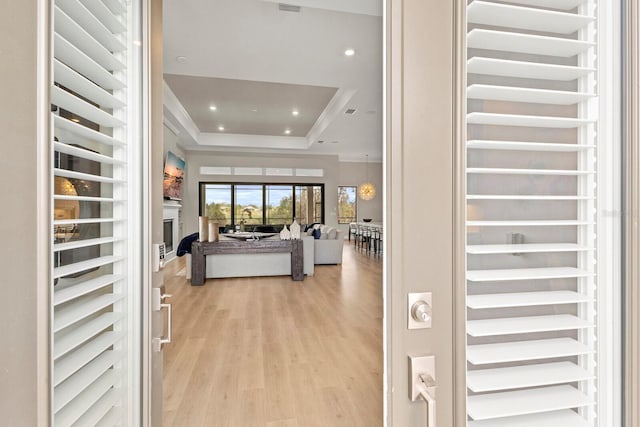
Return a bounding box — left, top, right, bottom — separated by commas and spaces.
358, 154, 376, 201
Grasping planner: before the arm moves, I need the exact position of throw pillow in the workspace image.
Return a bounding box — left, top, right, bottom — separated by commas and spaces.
312, 229, 321, 239
306, 228, 314, 236
327, 227, 337, 239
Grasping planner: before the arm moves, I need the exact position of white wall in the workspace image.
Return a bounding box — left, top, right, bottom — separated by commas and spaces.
163, 123, 186, 241
179, 151, 383, 236
337, 161, 383, 236
0, 3, 42, 423
163, 123, 185, 160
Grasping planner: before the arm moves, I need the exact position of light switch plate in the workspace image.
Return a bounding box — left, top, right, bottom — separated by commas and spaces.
408, 292, 432, 329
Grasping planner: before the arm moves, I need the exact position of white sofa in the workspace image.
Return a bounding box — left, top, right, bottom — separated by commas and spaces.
314, 230, 345, 264
185, 235, 315, 280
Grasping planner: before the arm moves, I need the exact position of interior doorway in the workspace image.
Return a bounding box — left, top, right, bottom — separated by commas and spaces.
158, 0, 384, 424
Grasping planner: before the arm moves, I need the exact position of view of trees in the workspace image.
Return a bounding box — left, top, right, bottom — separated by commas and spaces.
202, 183, 323, 226
338, 186, 357, 223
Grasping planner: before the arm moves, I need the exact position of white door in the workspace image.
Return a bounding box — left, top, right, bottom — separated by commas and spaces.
49, 0, 146, 424
387, 0, 622, 426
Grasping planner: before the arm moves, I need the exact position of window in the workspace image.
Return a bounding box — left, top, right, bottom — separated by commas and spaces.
203, 184, 232, 225
234, 184, 263, 225
266, 185, 293, 224
200, 182, 325, 226
338, 186, 357, 224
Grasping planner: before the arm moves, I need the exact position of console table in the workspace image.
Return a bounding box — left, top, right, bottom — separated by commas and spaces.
190, 239, 304, 285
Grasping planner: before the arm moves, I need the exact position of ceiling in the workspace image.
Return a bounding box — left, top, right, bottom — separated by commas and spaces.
164, 74, 338, 137
162, 0, 383, 161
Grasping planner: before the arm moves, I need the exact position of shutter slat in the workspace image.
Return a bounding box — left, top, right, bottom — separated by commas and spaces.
468, 1, 594, 34
56, 0, 126, 52
102, 0, 126, 15
467, 167, 592, 175
467, 266, 592, 282
468, 338, 594, 365
51, 86, 124, 128
467, 29, 595, 57
468, 362, 593, 393
54, 167, 121, 184
467, 385, 593, 421
467, 57, 595, 81
54, 331, 125, 386
80, 0, 126, 34
54, 369, 118, 426
467, 220, 593, 227
467, 314, 593, 337
467, 243, 592, 254
54, 293, 124, 333
468, 410, 589, 427
54, 195, 119, 202
85, 395, 121, 427
53, 60, 125, 109
467, 84, 594, 105
53, 33, 125, 91
54, 236, 121, 252
499, 0, 587, 10
54, 115, 125, 147
54, 140, 125, 165
467, 140, 595, 151
54, 312, 124, 360
54, 218, 119, 226
53, 255, 124, 279
467, 195, 592, 200
54, 6, 125, 71
467, 112, 594, 128
54, 351, 119, 413
467, 291, 592, 309
54, 274, 124, 305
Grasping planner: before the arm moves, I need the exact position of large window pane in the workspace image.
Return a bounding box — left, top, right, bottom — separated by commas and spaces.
313, 186, 323, 223
235, 184, 263, 226
338, 186, 357, 224
204, 184, 232, 225
266, 185, 293, 224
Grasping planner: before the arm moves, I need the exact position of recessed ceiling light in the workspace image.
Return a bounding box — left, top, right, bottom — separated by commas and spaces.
71, 118, 80, 123
176, 56, 187, 63
344, 48, 355, 56
218, 126, 225, 131
292, 110, 299, 116
209, 105, 217, 111
284, 129, 292, 135
251, 109, 258, 113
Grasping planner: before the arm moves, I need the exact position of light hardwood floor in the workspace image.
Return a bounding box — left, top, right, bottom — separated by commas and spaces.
162, 242, 383, 426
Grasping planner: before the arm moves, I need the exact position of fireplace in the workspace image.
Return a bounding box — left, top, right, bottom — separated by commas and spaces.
163, 219, 174, 253
163, 202, 181, 261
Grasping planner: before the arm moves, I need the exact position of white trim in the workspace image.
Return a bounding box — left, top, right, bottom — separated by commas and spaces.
127, 0, 144, 424
597, 1, 623, 426
141, 0, 153, 425
37, 0, 52, 423
163, 80, 200, 144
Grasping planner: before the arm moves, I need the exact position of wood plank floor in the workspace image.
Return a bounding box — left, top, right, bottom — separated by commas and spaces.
162, 242, 383, 426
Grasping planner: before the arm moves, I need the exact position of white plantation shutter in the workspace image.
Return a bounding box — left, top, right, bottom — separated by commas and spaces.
465, 0, 607, 425
51, 0, 140, 425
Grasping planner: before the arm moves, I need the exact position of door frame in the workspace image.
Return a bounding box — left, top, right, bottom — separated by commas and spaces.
386, 0, 637, 426
385, 0, 467, 424
623, 1, 640, 426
